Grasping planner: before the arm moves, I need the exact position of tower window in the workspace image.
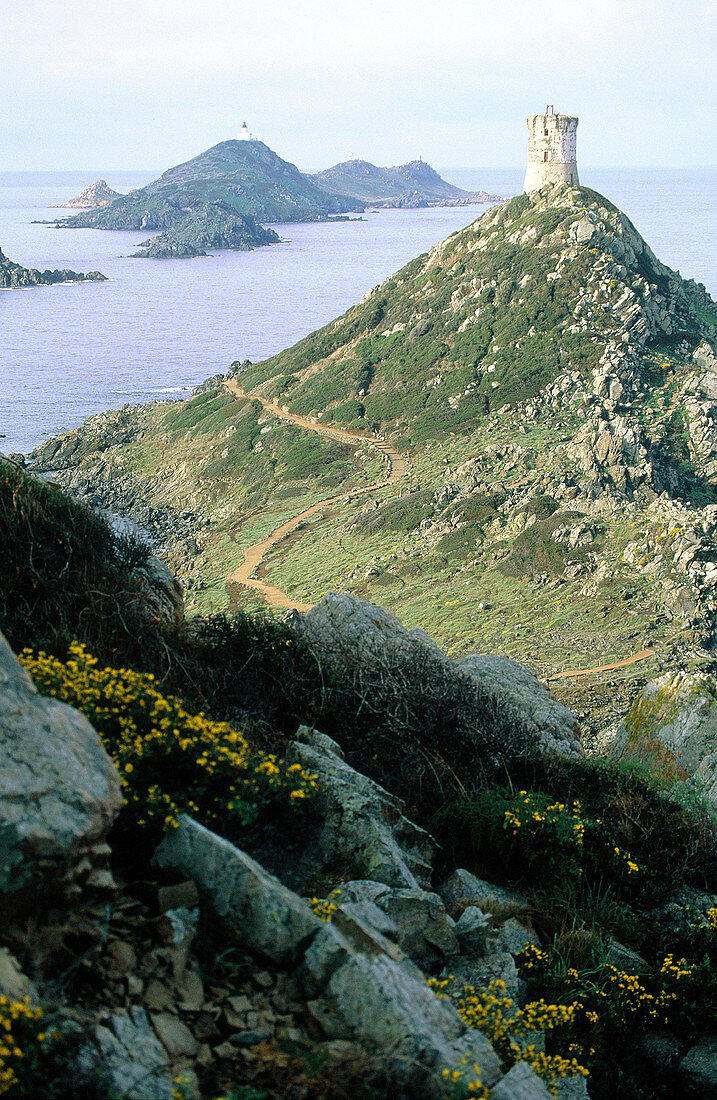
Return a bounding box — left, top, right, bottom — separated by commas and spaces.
544, 151, 549, 162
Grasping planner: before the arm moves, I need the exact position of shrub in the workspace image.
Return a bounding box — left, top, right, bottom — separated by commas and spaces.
20, 643, 317, 851
0, 459, 155, 660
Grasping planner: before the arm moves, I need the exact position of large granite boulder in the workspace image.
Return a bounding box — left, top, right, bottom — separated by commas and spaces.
289, 593, 582, 759
154, 816, 321, 965
611, 670, 717, 804
0, 630, 121, 908
286, 726, 435, 888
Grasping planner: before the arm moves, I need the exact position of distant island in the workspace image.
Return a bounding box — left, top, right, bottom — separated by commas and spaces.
0, 245, 106, 288
52, 137, 502, 258
56, 179, 121, 208
312, 156, 501, 207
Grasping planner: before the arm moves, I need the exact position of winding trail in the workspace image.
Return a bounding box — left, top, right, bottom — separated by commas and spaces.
224, 381, 408, 610
545, 649, 655, 681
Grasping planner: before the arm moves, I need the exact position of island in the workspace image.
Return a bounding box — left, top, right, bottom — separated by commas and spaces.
0, 246, 106, 288
312, 156, 502, 207
50, 137, 502, 258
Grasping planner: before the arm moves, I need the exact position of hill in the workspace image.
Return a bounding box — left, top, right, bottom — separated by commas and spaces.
57, 178, 121, 208
312, 157, 501, 207
0, 245, 106, 287
29, 183, 717, 742
55, 139, 364, 256
3, 457, 717, 1100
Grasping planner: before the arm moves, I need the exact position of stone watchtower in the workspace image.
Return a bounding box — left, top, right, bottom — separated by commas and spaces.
523, 106, 579, 192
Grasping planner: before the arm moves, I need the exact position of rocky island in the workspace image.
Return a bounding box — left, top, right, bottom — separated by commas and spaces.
0, 245, 106, 287
51, 138, 501, 258
57, 178, 122, 208
312, 156, 501, 207
54, 139, 363, 257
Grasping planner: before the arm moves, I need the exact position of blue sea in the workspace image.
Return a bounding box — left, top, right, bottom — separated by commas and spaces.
0, 166, 715, 456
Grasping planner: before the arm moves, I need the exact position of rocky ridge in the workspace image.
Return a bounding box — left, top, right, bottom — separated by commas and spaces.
311, 158, 501, 207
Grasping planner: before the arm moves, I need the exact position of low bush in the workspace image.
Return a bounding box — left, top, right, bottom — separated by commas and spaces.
20, 643, 317, 854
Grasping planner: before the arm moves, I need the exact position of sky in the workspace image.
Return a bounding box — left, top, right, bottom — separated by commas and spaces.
2, 0, 715, 174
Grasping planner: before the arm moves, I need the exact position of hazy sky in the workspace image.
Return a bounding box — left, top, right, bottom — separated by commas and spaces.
3, 0, 715, 173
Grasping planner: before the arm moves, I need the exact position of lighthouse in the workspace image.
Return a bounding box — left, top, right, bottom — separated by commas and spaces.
237, 121, 254, 141
523, 106, 579, 192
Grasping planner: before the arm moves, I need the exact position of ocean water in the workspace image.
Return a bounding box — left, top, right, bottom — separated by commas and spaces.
0, 167, 714, 456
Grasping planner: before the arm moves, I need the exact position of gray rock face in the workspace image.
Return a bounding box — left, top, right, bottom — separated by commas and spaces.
456, 654, 583, 758
324, 951, 502, 1095
375, 887, 460, 969
440, 868, 528, 919
440, 952, 525, 1005
83, 1007, 173, 1100
455, 906, 492, 956
154, 816, 321, 964
291, 593, 582, 760
489, 1061, 553, 1099
287, 726, 435, 888
0, 630, 121, 901
611, 670, 717, 805
679, 1035, 717, 1096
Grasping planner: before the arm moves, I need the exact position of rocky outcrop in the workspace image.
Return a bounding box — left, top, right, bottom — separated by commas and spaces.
611, 670, 717, 805
290, 592, 582, 758
286, 726, 435, 888
0, 630, 121, 910
154, 817, 321, 965
155, 814, 505, 1098
0, 246, 105, 288
57, 179, 121, 208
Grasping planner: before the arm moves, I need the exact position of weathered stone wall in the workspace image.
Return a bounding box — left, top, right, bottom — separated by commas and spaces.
524, 111, 579, 191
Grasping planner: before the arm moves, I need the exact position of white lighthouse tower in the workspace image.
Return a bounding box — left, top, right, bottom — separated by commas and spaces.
237, 121, 254, 141
523, 106, 579, 192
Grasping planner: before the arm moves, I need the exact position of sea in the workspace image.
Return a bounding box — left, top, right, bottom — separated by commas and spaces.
0, 167, 715, 456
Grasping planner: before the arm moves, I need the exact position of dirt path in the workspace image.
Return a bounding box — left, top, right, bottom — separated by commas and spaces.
545, 649, 655, 681
225, 381, 408, 610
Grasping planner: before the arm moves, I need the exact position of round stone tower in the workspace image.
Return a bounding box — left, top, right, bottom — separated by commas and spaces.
523, 106, 579, 192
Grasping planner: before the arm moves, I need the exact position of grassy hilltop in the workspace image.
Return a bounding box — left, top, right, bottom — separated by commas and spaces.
31, 183, 717, 739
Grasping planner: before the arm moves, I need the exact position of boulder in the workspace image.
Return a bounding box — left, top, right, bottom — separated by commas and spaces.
440, 868, 528, 919
611, 671, 717, 803
324, 952, 502, 1095
289, 593, 582, 760
286, 726, 435, 888
455, 906, 492, 957
154, 816, 321, 964
439, 952, 525, 1005
488, 917, 539, 957
679, 1035, 717, 1097
455, 654, 583, 758
80, 1006, 173, 1100
0, 629, 121, 908
373, 887, 460, 969
489, 1061, 553, 1099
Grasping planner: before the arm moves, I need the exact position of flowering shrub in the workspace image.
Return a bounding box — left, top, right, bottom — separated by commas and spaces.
310, 889, 342, 922
20, 643, 317, 844
429, 977, 588, 1096
0, 996, 63, 1097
